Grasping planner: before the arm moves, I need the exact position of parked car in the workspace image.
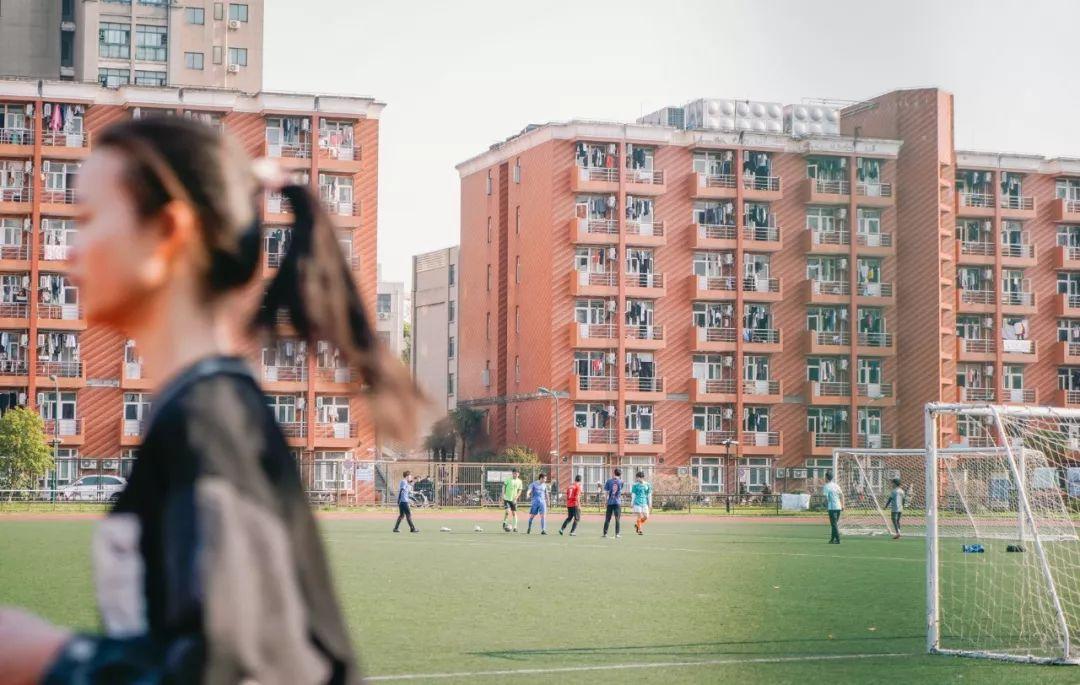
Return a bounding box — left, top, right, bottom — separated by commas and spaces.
59, 475, 127, 502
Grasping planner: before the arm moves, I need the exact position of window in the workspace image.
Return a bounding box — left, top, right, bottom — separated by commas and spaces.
186, 7, 205, 24
691, 457, 723, 494
185, 52, 204, 70
738, 457, 772, 493
135, 70, 166, 87
486, 313, 491, 340
228, 47, 248, 67
513, 159, 521, 183
98, 22, 130, 59
212, 46, 223, 64
448, 264, 456, 285
266, 394, 300, 424
447, 373, 455, 396
514, 356, 520, 384
805, 458, 833, 482
313, 451, 349, 491
486, 264, 492, 291
376, 293, 392, 315
486, 217, 492, 243
483, 360, 491, 387
228, 3, 249, 21
486, 171, 492, 195
448, 336, 455, 358
572, 455, 606, 491
61, 32, 74, 67
513, 406, 519, 434
515, 256, 521, 283
316, 396, 350, 424
515, 306, 520, 334
447, 301, 455, 323
214, 2, 225, 20
515, 206, 520, 234
135, 25, 167, 62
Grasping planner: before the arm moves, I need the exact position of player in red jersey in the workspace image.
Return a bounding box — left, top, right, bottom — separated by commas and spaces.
559, 474, 583, 536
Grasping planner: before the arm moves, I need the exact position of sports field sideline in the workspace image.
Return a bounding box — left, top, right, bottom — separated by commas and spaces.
2, 512, 1078, 684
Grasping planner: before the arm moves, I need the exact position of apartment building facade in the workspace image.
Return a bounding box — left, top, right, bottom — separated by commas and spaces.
0, 77, 381, 494
411, 245, 459, 434
0, 0, 263, 93
456, 88, 1080, 494
376, 265, 406, 359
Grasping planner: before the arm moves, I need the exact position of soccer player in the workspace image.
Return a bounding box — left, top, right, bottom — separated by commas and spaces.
631, 471, 653, 535
602, 468, 625, 538
822, 470, 844, 544
526, 472, 550, 534
394, 470, 419, 533
502, 468, 523, 532
885, 477, 906, 539
560, 474, 583, 536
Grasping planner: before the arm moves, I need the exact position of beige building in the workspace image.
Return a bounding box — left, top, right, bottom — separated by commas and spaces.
0, 0, 263, 93
411, 246, 459, 435
376, 265, 406, 361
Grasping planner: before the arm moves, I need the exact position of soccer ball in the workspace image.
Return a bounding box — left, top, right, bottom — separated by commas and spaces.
474, 525, 483, 533
502, 521, 512, 532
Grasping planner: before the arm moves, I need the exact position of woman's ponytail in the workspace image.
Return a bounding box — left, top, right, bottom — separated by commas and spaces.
253, 183, 424, 443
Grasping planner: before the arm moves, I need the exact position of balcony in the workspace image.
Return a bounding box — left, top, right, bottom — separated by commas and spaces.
958, 289, 995, 314
742, 379, 782, 404
38, 303, 84, 329
956, 192, 995, 218
313, 421, 360, 447
41, 130, 90, 159
959, 387, 996, 402
808, 431, 850, 456
264, 250, 286, 273
314, 366, 352, 386
0, 186, 32, 213
570, 217, 618, 245
806, 279, 850, 305
324, 199, 362, 228
743, 224, 782, 251
120, 418, 144, 447
1001, 339, 1038, 363
1052, 198, 1080, 223
623, 429, 663, 453
0, 243, 29, 269
857, 382, 895, 406
1056, 245, 1080, 270
0, 303, 29, 326
316, 141, 362, 173
741, 430, 782, 456
742, 174, 782, 202
0, 127, 33, 155
1000, 242, 1037, 267
695, 429, 738, 455
855, 182, 895, 207
692, 222, 736, 250
39, 188, 78, 216
35, 360, 84, 387
856, 331, 895, 356
42, 418, 83, 446
569, 271, 617, 297
266, 193, 294, 222
692, 173, 737, 199
805, 229, 850, 255
806, 329, 851, 355
573, 427, 617, 453
1059, 293, 1080, 317
0, 359, 26, 384
1054, 388, 1080, 407
856, 231, 894, 255
1000, 290, 1034, 315
624, 324, 665, 350
121, 361, 153, 390
570, 166, 619, 193
691, 274, 737, 301
802, 178, 850, 204
1000, 195, 1036, 220
806, 381, 851, 405
1056, 340, 1080, 365
625, 168, 666, 195
744, 328, 782, 353
693, 325, 736, 353
856, 434, 895, 449
569, 322, 618, 349
856, 281, 895, 305
264, 141, 312, 168
1001, 387, 1037, 404
742, 275, 782, 302
690, 378, 737, 403
956, 337, 995, 363
262, 364, 307, 391
957, 241, 994, 266
624, 376, 665, 401
625, 220, 666, 247
39, 234, 72, 264
570, 374, 618, 401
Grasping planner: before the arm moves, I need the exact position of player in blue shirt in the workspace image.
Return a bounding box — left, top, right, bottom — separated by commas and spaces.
602, 468, 625, 538
526, 472, 550, 535
393, 470, 419, 533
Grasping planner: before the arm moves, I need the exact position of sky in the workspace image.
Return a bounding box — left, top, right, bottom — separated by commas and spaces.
264, 0, 1080, 287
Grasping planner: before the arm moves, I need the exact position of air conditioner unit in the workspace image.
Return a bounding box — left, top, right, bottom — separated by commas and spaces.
102, 460, 118, 470
227, 63, 240, 74
79, 460, 96, 469
228, 19, 241, 30
984, 220, 992, 230
677, 466, 688, 477
723, 253, 734, 265
985, 364, 994, 375
982, 317, 993, 327
723, 407, 734, 419
775, 468, 787, 479
377, 311, 390, 320
792, 468, 808, 479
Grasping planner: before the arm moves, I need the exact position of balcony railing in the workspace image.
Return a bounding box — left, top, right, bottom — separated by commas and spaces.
743, 276, 780, 294
577, 375, 617, 392
318, 141, 361, 162
625, 324, 664, 341
811, 330, 850, 346
743, 225, 780, 243
856, 232, 892, 248
812, 179, 850, 195
578, 427, 616, 445
42, 418, 82, 437
324, 199, 361, 217
743, 379, 780, 396
1063, 389, 1080, 405
1001, 291, 1034, 307
1001, 195, 1034, 211
1066, 294, 1080, 310
626, 168, 664, 185
0, 186, 32, 202
263, 365, 307, 382
41, 131, 89, 148
960, 338, 994, 354
38, 303, 81, 320
0, 359, 27, 375
814, 433, 850, 448
625, 272, 664, 289
577, 166, 618, 183
624, 376, 663, 393
856, 182, 892, 198
857, 331, 893, 348
960, 192, 994, 208
579, 323, 617, 340
625, 220, 665, 238
696, 275, 736, 292
961, 387, 995, 402
741, 431, 780, 447
0, 243, 29, 261
699, 430, 737, 446
743, 175, 780, 192
277, 421, 306, 438
1002, 387, 1036, 403
122, 419, 144, 437
812, 280, 849, 296
856, 434, 894, 449
0, 127, 32, 145
960, 289, 995, 305
857, 383, 893, 399
40, 188, 76, 204
36, 360, 81, 377
698, 223, 736, 240
1001, 243, 1034, 259
698, 326, 736, 343
960, 241, 994, 257
575, 271, 617, 287
745, 328, 780, 344
857, 282, 893, 298
314, 421, 359, 439
813, 381, 850, 398
39, 237, 70, 261
811, 229, 850, 247
698, 378, 736, 394
700, 173, 736, 189
624, 429, 663, 445
268, 142, 311, 159
580, 218, 618, 236
0, 303, 28, 319
266, 251, 286, 268
315, 366, 352, 383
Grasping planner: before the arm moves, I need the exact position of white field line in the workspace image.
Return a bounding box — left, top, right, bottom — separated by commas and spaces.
366, 651, 915, 681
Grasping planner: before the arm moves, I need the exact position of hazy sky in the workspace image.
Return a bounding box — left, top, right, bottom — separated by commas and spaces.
264, 0, 1080, 286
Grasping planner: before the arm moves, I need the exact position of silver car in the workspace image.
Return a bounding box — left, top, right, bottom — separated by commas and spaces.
59, 475, 127, 502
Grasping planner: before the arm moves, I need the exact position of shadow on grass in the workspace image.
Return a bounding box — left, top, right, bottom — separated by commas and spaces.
468, 634, 924, 661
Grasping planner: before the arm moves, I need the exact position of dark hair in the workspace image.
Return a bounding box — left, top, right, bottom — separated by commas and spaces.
96, 117, 423, 441
402, 470, 411, 478
574, 475, 582, 482
538, 472, 547, 480
613, 468, 621, 477
826, 470, 834, 481
512, 468, 519, 474
892, 477, 901, 486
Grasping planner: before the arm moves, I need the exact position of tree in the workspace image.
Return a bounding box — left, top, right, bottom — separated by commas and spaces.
498, 445, 540, 465
424, 417, 456, 461
401, 321, 412, 366
0, 408, 54, 490
449, 406, 486, 460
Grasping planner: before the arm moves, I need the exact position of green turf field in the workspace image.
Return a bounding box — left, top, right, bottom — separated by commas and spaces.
2, 514, 1080, 683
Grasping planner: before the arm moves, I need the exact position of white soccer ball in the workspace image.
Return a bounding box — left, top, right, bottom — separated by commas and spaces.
440, 526, 452, 533
502, 522, 512, 532
474, 525, 483, 533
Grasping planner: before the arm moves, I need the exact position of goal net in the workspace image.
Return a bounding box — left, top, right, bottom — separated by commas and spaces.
926, 404, 1080, 664
833, 449, 927, 536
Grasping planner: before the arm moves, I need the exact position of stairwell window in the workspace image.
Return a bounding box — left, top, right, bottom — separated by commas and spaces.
448, 301, 455, 323
448, 336, 455, 359
515, 256, 521, 284
486, 313, 491, 340
513, 158, 521, 183
515, 206, 520, 235
486, 171, 492, 195
486, 217, 492, 243
515, 306, 519, 334
214, 3, 225, 20
515, 356, 520, 384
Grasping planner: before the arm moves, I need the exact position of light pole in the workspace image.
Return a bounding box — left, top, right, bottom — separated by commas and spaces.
722, 438, 735, 512
537, 387, 560, 464
49, 374, 59, 499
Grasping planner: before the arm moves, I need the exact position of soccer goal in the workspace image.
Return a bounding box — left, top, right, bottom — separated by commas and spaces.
924, 403, 1080, 664
833, 448, 927, 536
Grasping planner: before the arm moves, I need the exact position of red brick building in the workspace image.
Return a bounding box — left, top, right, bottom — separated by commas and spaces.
0, 78, 382, 494
454, 88, 1080, 494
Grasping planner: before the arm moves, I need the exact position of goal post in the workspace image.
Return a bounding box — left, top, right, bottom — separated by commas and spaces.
832, 448, 927, 537
924, 403, 1080, 664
